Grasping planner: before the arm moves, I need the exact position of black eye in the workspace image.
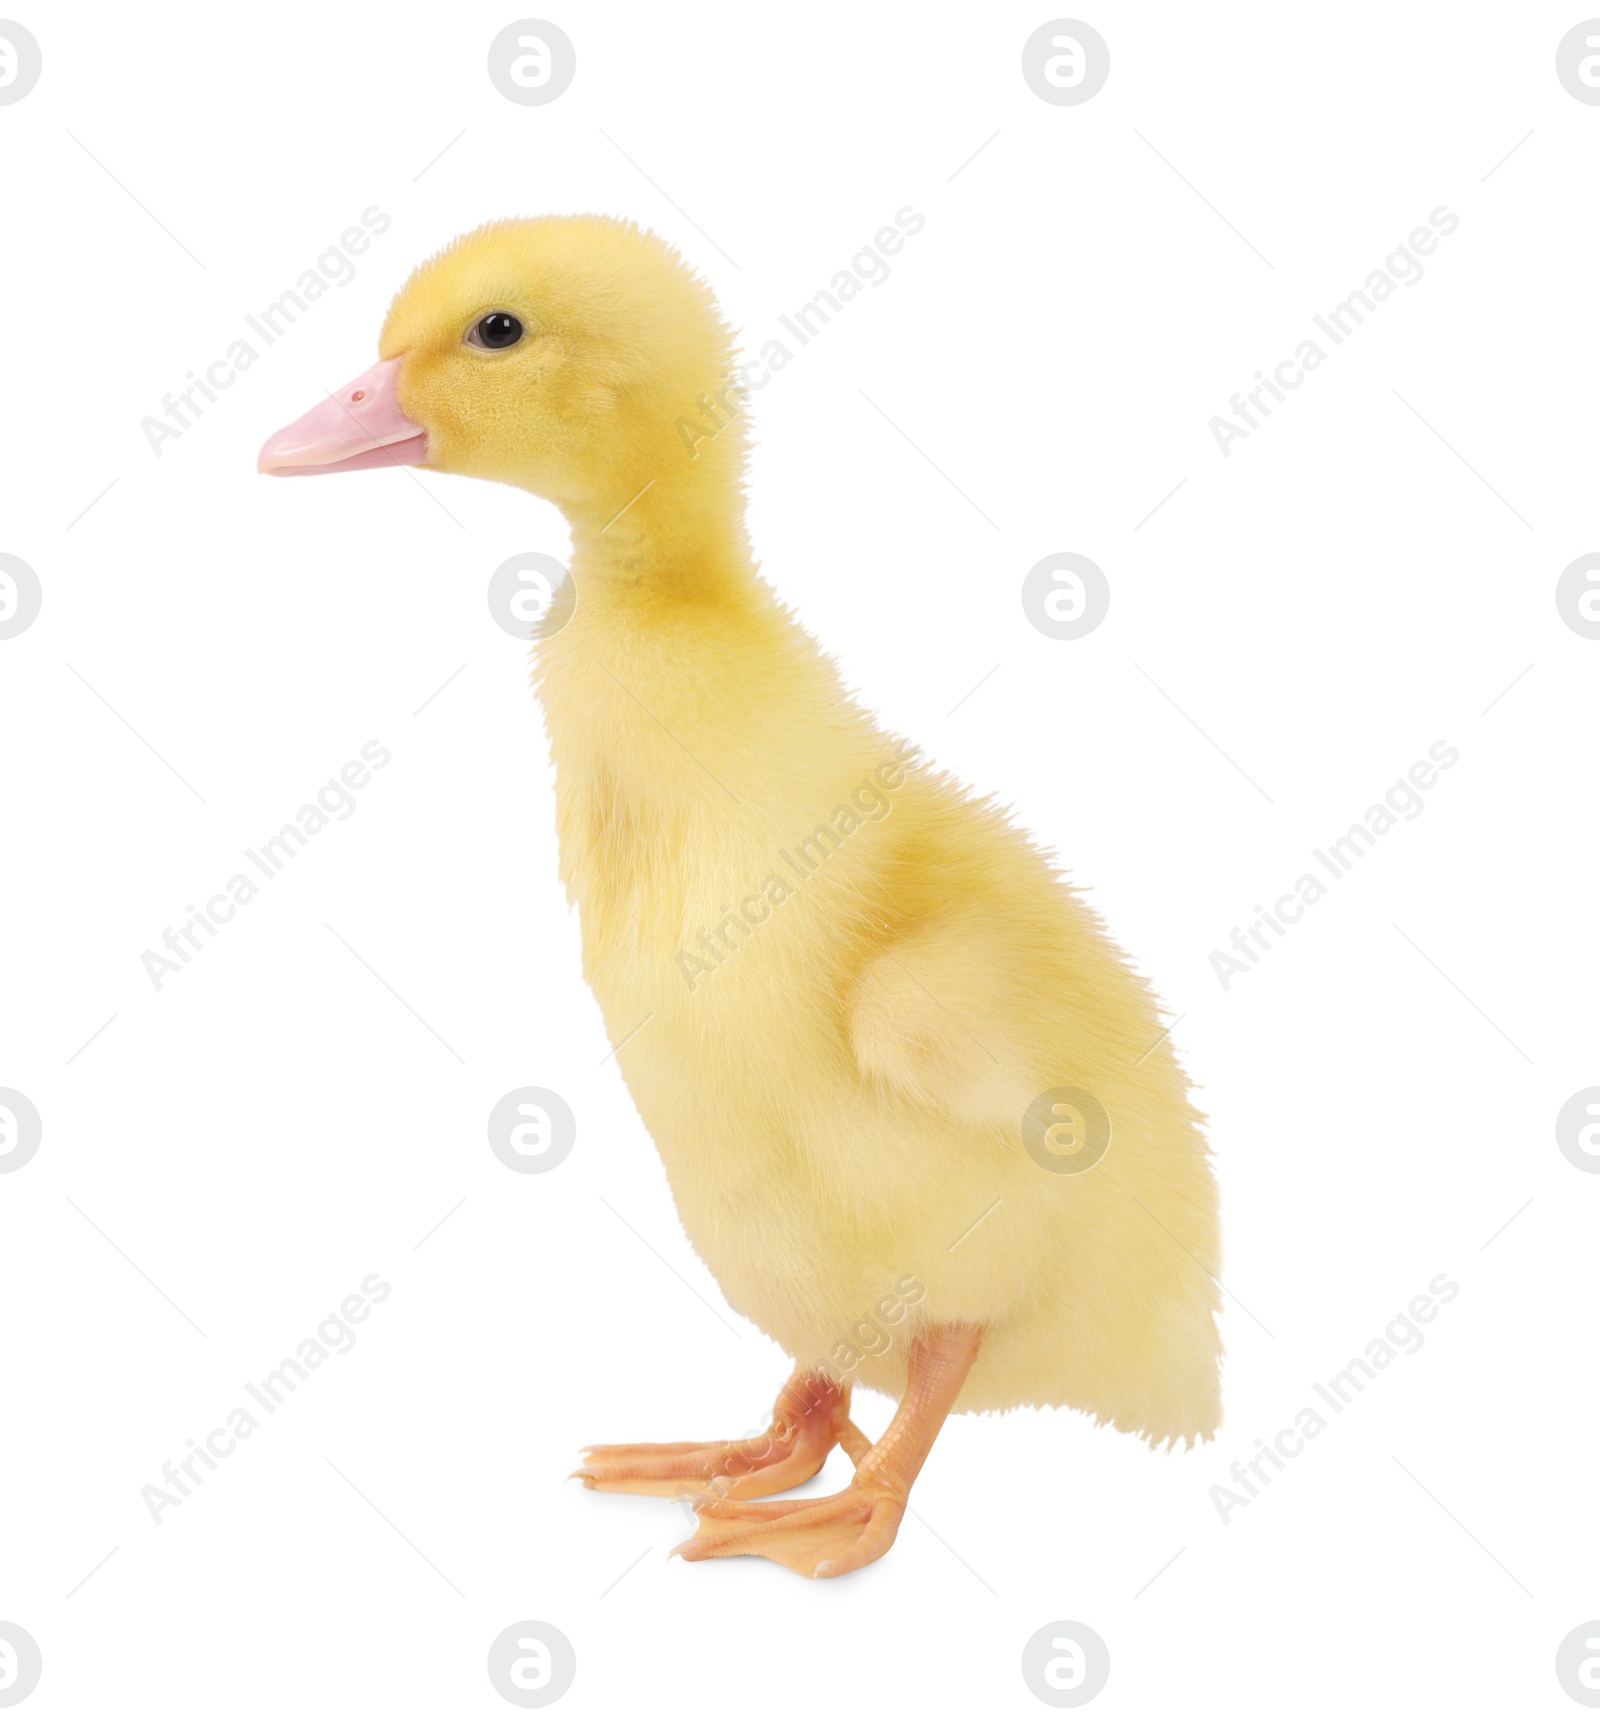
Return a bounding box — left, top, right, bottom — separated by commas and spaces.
469, 311, 524, 350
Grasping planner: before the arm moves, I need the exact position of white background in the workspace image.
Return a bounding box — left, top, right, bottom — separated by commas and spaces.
1, 1, 1595, 1721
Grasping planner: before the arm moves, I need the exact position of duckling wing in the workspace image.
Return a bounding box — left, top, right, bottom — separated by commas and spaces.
845, 878, 1187, 1142
848, 906, 1068, 1133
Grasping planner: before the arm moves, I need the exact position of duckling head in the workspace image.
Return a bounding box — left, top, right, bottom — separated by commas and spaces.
259, 216, 745, 553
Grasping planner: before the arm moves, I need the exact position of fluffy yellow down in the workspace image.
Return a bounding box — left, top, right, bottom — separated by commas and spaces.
382, 216, 1222, 1444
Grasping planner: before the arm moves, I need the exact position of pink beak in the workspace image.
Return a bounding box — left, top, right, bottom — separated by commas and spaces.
257, 357, 429, 477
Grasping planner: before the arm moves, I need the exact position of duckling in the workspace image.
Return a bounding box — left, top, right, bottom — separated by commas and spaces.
259, 216, 1222, 1580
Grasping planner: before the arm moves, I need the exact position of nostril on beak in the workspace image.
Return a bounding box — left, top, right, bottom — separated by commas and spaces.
351, 389, 367, 403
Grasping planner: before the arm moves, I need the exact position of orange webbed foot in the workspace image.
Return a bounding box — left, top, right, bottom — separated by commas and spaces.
572, 1373, 862, 1501
576, 1327, 981, 1581
670, 1478, 907, 1579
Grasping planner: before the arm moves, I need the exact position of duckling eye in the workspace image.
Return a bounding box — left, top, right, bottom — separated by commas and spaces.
468, 311, 524, 350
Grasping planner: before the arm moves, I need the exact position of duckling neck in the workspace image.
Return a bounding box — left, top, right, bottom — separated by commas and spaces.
561, 470, 755, 606
541, 472, 820, 964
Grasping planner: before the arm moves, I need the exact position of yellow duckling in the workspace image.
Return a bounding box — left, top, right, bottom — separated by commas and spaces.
260, 216, 1221, 1580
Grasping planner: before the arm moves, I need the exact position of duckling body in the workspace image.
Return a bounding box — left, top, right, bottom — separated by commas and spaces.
539, 562, 1219, 1439
260, 215, 1221, 1576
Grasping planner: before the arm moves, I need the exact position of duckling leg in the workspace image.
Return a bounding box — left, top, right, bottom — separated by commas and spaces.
573, 1367, 862, 1500
671, 1322, 982, 1580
